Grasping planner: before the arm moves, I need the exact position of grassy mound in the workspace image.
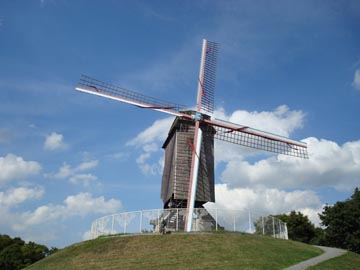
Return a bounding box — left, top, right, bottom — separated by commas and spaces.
26, 232, 323, 270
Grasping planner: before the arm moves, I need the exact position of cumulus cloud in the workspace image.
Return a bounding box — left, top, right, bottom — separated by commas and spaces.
21, 192, 121, 227
0, 154, 42, 186
214, 105, 305, 138
44, 132, 67, 151
211, 184, 321, 212
353, 69, 360, 90
47, 160, 99, 186
127, 117, 173, 176
127, 117, 173, 146
51, 163, 72, 179
0, 191, 122, 239
0, 186, 44, 209
76, 160, 98, 171
69, 174, 97, 186
220, 137, 360, 192
136, 154, 164, 176
207, 184, 323, 226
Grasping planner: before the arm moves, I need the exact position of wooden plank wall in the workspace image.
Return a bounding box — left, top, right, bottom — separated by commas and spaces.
161, 117, 215, 206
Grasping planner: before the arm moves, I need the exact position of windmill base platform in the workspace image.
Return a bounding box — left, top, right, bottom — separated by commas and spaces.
150, 207, 223, 232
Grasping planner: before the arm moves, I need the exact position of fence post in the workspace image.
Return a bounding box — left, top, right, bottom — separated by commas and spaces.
279, 219, 282, 238
91, 221, 94, 239
272, 216, 275, 238
262, 216, 265, 235
194, 208, 196, 231
111, 215, 115, 235
124, 214, 126, 233
176, 208, 179, 231
140, 210, 143, 233
157, 209, 160, 233
233, 213, 236, 232
248, 211, 251, 233
215, 208, 218, 231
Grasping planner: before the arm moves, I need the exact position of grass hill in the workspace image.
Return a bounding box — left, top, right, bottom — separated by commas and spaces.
25, 232, 333, 270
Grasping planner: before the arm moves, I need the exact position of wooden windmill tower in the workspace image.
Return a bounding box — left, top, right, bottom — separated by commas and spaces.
76, 39, 308, 232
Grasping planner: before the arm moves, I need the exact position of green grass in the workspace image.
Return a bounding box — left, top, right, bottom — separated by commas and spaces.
26, 233, 323, 270
307, 251, 360, 270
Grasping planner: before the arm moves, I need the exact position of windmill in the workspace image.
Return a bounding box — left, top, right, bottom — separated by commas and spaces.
76, 39, 308, 232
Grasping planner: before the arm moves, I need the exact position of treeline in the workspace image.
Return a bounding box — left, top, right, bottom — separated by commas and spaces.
0, 235, 58, 270
276, 187, 360, 254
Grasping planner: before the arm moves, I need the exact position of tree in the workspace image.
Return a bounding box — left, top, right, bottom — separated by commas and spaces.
0, 235, 13, 251
276, 211, 321, 244
0, 243, 24, 270
0, 234, 58, 270
319, 187, 360, 253
21, 242, 49, 267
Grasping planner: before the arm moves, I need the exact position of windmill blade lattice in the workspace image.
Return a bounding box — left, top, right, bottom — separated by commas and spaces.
213, 125, 308, 159
77, 75, 187, 116
199, 41, 219, 114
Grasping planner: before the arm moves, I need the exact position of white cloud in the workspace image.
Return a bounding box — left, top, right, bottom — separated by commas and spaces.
65, 193, 121, 216
221, 137, 360, 192
69, 174, 98, 186
127, 117, 173, 146
0, 186, 44, 208
52, 163, 72, 179
207, 184, 323, 226
214, 105, 305, 138
44, 132, 67, 151
22, 192, 122, 226
353, 69, 360, 90
0, 154, 42, 186
136, 154, 164, 176
127, 117, 173, 176
47, 160, 99, 186
301, 207, 324, 227
76, 160, 99, 171
0, 192, 121, 245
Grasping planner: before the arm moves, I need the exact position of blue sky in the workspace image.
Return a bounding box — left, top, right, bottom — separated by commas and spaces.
0, 0, 360, 247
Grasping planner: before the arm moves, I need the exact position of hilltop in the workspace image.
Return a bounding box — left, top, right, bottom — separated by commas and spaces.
25, 232, 325, 270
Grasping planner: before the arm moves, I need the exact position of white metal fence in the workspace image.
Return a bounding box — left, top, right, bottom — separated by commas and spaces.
90, 208, 288, 240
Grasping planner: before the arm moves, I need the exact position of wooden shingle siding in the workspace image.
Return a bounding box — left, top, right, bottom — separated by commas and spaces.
161, 116, 215, 206
161, 132, 176, 203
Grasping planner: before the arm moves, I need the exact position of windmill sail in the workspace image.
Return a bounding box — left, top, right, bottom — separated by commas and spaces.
204, 118, 308, 159
198, 40, 219, 114
76, 75, 188, 117
185, 39, 219, 232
